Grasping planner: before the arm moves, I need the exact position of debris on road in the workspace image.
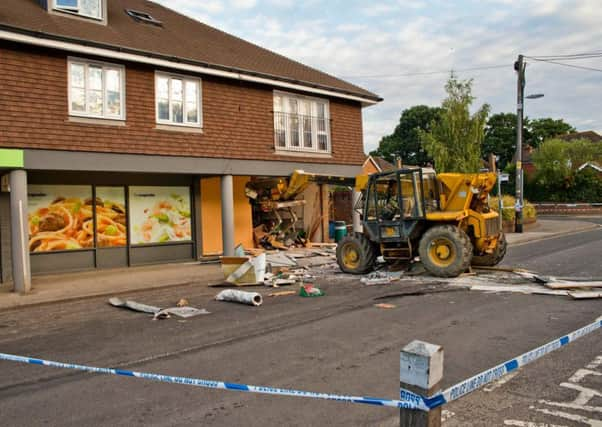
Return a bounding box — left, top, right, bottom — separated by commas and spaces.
268, 290, 297, 297
176, 298, 189, 307
360, 271, 402, 285
543, 280, 602, 290
374, 303, 396, 309
568, 290, 602, 299
221, 253, 266, 286
215, 289, 263, 306
299, 284, 325, 297
373, 284, 465, 300
108, 297, 210, 320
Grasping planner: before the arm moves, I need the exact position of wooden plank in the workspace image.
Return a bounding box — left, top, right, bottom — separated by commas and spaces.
544, 281, 602, 290
569, 291, 602, 299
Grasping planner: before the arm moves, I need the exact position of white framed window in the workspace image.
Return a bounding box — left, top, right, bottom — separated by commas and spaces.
273, 91, 331, 153
53, 0, 103, 20
68, 58, 125, 120
155, 73, 202, 128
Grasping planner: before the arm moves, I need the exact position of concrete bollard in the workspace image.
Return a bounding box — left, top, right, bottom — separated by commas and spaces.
399, 340, 444, 427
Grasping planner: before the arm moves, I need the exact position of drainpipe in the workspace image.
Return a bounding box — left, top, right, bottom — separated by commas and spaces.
221, 175, 235, 257
9, 169, 31, 293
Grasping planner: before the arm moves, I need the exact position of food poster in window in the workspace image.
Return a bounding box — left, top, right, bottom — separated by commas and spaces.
27, 185, 93, 252
95, 187, 127, 247
129, 187, 192, 244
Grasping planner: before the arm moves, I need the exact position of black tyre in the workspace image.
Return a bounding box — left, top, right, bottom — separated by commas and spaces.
472, 232, 507, 267
418, 225, 473, 277
336, 233, 377, 274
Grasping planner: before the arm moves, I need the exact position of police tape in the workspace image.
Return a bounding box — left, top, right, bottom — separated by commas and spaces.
1, 317, 599, 413
401, 317, 602, 410
0, 352, 426, 410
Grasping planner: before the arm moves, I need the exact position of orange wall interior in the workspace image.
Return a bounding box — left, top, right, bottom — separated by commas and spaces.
200, 176, 254, 256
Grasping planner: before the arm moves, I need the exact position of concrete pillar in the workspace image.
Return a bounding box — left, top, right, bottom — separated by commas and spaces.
9, 169, 31, 293
220, 174, 235, 257
399, 340, 443, 427
352, 190, 362, 233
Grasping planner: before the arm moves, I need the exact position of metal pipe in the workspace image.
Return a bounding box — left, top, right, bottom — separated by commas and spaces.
221, 175, 235, 257
9, 169, 31, 293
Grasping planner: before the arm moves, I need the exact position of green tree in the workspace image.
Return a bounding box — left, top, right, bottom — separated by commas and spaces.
419, 75, 490, 173
527, 118, 575, 148
482, 112, 520, 170
565, 138, 602, 169
371, 105, 442, 165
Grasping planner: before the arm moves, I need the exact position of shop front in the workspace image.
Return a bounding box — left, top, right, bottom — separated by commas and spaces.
26, 171, 198, 274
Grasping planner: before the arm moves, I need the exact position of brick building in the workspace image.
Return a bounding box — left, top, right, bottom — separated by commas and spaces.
0, 0, 380, 291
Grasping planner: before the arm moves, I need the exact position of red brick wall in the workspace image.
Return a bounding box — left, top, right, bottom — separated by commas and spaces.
0, 42, 366, 165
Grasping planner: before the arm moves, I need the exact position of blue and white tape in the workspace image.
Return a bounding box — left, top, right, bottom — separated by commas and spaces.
1, 317, 599, 413
401, 317, 602, 410
0, 352, 424, 410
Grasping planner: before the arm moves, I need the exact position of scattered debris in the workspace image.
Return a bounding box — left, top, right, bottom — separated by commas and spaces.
266, 253, 298, 267
176, 298, 189, 307
268, 290, 297, 297
108, 298, 210, 320
569, 291, 602, 300
374, 285, 465, 300
215, 289, 263, 306
221, 253, 266, 286
543, 281, 602, 290
361, 271, 403, 285
374, 303, 396, 309
299, 284, 325, 297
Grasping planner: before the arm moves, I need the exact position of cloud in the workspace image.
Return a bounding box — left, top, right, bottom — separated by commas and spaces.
230, 0, 257, 10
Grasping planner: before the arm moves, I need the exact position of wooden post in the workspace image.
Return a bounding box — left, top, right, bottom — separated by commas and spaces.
320, 184, 331, 243
399, 340, 444, 427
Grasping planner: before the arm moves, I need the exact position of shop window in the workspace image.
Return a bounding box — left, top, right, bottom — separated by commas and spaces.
68, 58, 125, 120
273, 91, 331, 154
95, 187, 127, 247
28, 185, 94, 252
53, 0, 103, 21
128, 186, 192, 244
155, 73, 202, 127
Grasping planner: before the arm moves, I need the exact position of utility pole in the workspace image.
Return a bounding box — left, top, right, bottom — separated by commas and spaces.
514, 55, 526, 233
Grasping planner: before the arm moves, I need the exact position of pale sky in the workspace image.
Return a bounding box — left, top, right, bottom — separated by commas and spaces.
154, 0, 602, 154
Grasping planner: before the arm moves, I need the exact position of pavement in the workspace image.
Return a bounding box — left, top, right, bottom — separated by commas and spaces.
0, 216, 599, 311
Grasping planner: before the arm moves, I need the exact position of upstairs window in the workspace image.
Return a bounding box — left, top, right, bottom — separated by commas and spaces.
54, 0, 103, 20
155, 73, 202, 127
68, 58, 125, 120
273, 92, 331, 154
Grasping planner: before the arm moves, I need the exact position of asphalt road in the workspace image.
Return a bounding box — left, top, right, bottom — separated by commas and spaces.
0, 223, 600, 426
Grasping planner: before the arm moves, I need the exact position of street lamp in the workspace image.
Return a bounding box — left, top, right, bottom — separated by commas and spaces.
514, 54, 544, 233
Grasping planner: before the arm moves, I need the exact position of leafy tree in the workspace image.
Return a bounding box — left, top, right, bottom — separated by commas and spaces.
572, 168, 602, 202
527, 118, 575, 148
419, 74, 490, 173
371, 105, 442, 165
482, 112, 520, 170
565, 138, 602, 169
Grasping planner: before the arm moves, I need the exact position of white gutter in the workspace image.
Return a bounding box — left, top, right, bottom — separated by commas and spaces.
0, 29, 379, 106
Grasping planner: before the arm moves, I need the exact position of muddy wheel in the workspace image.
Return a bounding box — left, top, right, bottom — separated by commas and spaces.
472, 232, 507, 267
418, 225, 473, 277
336, 233, 377, 274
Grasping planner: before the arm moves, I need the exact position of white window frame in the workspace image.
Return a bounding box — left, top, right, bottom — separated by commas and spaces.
67, 57, 126, 121
273, 91, 331, 154
52, 0, 104, 21
155, 72, 203, 128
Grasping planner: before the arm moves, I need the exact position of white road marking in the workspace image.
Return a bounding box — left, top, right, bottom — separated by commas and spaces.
558, 382, 602, 406
485, 371, 519, 392
504, 420, 568, 427
534, 408, 602, 427
538, 401, 602, 414
585, 356, 602, 370
568, 369, 602, 384
441, 409, 455, 422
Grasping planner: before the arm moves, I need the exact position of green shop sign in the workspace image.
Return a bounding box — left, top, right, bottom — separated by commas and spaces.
0, 149, 24, 168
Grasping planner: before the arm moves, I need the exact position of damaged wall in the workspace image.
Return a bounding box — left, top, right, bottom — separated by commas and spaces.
200, 176, 254, 256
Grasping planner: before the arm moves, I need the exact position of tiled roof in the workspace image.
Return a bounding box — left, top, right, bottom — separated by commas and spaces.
0, 0, 381, 102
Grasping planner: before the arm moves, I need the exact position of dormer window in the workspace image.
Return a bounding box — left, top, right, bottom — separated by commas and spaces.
53, 0, 103, 20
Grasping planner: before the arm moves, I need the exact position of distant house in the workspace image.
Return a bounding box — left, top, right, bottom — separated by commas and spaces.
558, 131, 602, 143
362, 155, 395, 175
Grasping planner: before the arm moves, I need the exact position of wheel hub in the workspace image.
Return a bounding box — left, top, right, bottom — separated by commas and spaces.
429, 238, 456, 267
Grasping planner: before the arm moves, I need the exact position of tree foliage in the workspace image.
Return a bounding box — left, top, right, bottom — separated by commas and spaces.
419, 75, 490, 173
370, 105, 442, 165
527, 118, 575, 148
482, 112, 520, 170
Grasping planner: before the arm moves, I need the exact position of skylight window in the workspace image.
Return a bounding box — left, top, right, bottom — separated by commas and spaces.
126, 9, 163, 26
54, 0, 103, 20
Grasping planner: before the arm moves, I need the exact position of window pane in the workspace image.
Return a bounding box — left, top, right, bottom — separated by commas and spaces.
172, 79, 183, 101
186, 104, 198, 123
107, 91, 121, 116
185, 81, 197, 102
88, 90, 103, 115
70, 63, 85, 88
290, 115, 299, 147
303, 116, 312, 148
106, 69, 120, 92
157, 77, 169, 99
288, 98, 298, 114
56, 0, 78, 9
318, 134, 328, 151
88, 66, 102, 91
71, 88, 85, 112
158, 99, 169, 121
274, 112, 286, 147
95, 187, 127, 248
316, 102, 326, 118
172, 101, 183, 123
80, 0, 101, 18
273, 95, 282, 112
